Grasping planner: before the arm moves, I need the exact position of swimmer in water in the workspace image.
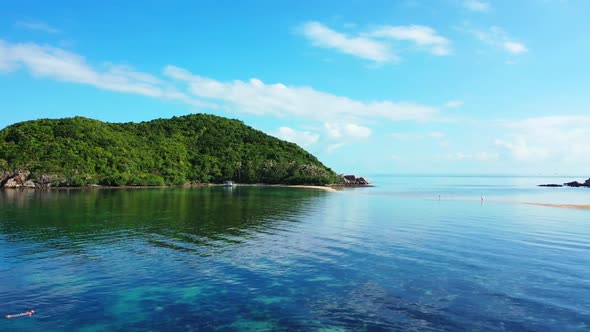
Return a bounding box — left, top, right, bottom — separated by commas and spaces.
5, 310, 35, 319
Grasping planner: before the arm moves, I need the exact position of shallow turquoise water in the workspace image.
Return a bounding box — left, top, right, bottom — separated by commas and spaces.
1, 176, 589, 331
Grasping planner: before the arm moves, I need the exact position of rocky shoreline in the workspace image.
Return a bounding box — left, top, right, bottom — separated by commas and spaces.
539, 177, 590, 188
1, 170, 373, 189
1, 170, 93, 189
1, 171, 38, 188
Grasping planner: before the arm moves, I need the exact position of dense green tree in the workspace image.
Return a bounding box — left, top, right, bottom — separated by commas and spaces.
0, 114, 341, 186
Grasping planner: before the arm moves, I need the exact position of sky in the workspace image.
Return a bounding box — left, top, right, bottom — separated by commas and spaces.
1, 0, 589, 176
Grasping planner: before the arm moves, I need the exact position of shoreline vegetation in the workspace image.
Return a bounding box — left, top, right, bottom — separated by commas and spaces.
0, 114, 373, 188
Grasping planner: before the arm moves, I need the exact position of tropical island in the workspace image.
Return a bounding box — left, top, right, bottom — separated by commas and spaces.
0, 114, 352, 188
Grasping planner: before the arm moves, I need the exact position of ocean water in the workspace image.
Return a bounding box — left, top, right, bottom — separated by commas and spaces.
1, 175, 589, 331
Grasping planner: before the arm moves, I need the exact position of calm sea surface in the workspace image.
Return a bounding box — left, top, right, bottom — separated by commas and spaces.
1, 175, 590, 331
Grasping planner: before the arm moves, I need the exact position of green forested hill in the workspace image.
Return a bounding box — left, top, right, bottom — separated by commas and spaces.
0, 114, 340, 187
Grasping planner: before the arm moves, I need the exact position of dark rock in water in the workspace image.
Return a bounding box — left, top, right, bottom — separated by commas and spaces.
340, 174, 370, 186
540, 178, 590, 188
563, 180, 590, 188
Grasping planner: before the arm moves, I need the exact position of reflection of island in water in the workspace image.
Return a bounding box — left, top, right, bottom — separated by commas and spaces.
0, 187, 326, 250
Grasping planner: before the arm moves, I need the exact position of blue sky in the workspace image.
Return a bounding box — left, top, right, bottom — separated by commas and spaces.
1, 0, 589, 175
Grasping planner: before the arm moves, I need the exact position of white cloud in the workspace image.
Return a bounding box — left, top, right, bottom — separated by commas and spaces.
342, 123, 372, 139
428, 131, 445, 139
444, 100, 463, 108
370, 25, 451, 56
503, 41, 528, 54
389, 133, 422, 140
300, 22, 452, 62
444, 151, 498, 161
274, 127, 320, 147
0, 39, 208, 106
468, 26, 528, 55
15, 21, 60, 34
502, 116, 590, 130
495, 116, 590, 164
495, 139, 548, 162
165, 65, 440, 122
445, 152, 468, 160
301, 22, 394, 63
324, 123, 343, 139
463, 0, 491, 12
346, 123, 373, 139
389, 131, 445, 140
325, 123, 372, 139
327, 143, 345, 153
475, 152, 499, 161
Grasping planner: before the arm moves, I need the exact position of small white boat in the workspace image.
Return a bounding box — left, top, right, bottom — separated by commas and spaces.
223, 181, 236, 187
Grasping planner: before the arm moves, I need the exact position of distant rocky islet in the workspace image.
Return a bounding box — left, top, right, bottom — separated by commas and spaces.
539, 178, 590, 188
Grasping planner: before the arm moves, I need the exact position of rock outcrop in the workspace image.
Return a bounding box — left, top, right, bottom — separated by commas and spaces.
540, 178, 590, 188
0, 171, 64, 188
564, 178, 590, 187
23, 180, 36, 188
340, 174, 370, 186
566, 181, 590, 187
1, 171, 12, 184
1, 171, 31, 188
